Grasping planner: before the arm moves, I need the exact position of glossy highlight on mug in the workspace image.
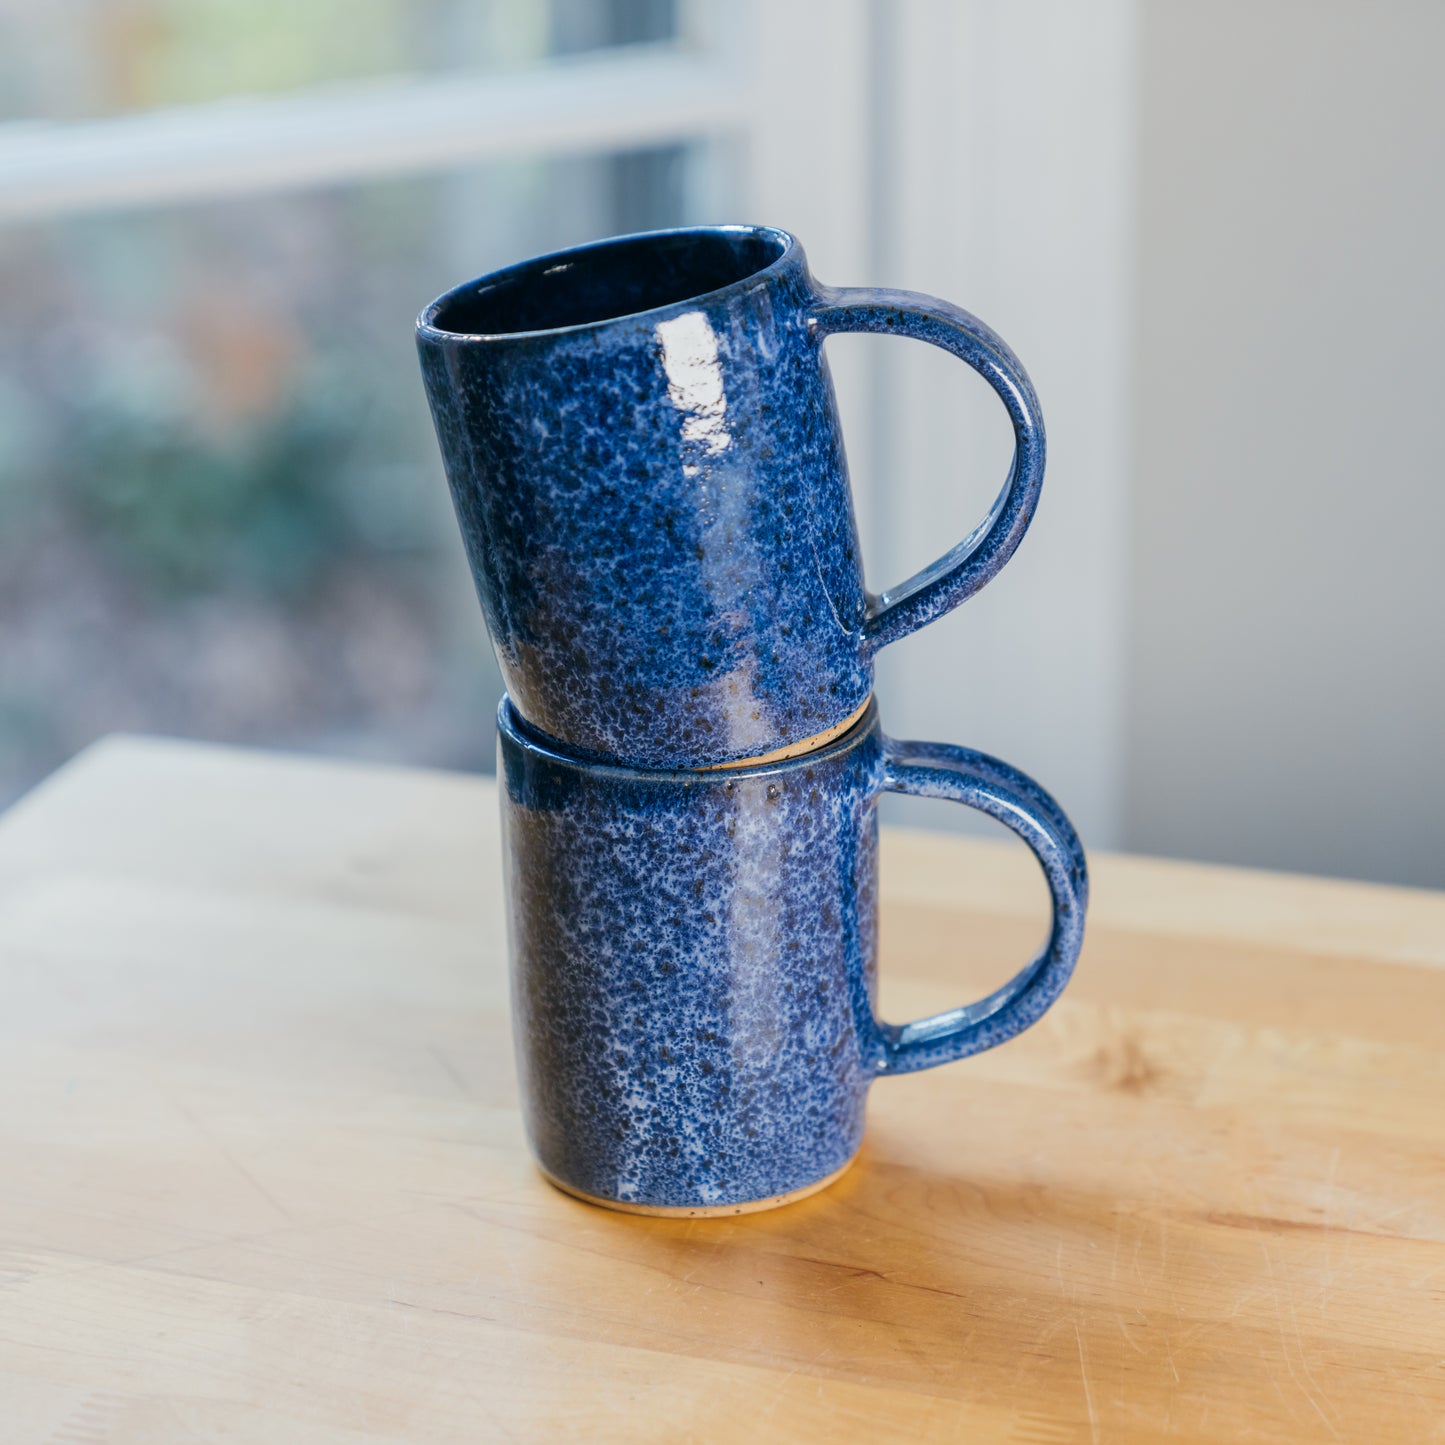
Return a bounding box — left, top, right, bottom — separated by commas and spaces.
418, 225, 1047, 769
498, 695, 1087, 1212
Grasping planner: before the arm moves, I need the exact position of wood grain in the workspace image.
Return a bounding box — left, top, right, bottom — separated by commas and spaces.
1, 735, 1442, 1443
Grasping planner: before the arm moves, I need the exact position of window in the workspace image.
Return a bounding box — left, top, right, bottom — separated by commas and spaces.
0, 0, 736, 803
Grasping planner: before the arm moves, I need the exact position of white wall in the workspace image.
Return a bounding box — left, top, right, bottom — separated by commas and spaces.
729, 0, 1445, 887
826, 0, 1137, 849
1127, 0, 1445, 888
743, 0, 1445, 889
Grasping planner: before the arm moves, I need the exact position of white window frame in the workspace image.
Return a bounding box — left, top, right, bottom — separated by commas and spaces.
0, 39, 744, 222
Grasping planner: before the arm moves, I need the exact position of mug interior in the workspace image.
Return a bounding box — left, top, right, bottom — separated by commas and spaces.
426, 228, 789, 337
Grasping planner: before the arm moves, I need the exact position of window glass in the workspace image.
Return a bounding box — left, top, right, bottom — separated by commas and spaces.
0, 143, 690, 805
0, 0, 675, 122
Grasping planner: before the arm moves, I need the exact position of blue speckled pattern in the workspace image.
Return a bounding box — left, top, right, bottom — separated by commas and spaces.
497, 696, 1087, 1210
420, 225, 1046, 768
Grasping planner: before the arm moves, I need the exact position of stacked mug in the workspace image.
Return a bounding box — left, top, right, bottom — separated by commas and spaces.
417, 225, 1087, 1216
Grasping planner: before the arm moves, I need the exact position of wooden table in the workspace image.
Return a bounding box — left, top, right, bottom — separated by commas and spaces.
2, 736, 1442, 1443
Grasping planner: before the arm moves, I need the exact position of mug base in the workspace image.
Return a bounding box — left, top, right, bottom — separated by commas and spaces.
538, 1151, 858, 1217
700, 697, 872, 771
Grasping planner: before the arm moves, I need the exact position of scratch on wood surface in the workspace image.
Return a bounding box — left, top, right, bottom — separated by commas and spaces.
430, 1043, 473, 1097
758, 1362, 802, 1421
1073, 1322, 1099, 1445
168, 1091, 294, 1224
1260, 1237, 1341, 1439
386, 1296, 504, 1326
1194, 1033, 1231, 1106
1408, 1261, 1445, 1292
1288, 1289, 1339, 1438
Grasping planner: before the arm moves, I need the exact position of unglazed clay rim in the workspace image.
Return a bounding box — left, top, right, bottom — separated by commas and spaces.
417, 223, 796, 345
538, 1151, 859, 1218
498, 694, 880, 784
698, 697, 873, 771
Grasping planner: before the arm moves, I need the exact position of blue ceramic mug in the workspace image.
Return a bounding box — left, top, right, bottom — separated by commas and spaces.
497, 696, 1087, 1215
420, 225, 1046, 769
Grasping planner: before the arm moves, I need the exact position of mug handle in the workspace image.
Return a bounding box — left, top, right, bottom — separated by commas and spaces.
810, 287, 1047, 653
872, 736, 1088, 1075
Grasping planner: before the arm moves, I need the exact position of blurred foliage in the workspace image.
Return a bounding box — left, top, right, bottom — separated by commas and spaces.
0, 0, 554, 121
0, 0, 678, 122
0, 175, 450, 600
59, 373, 372, 600
0, 0, 689, 803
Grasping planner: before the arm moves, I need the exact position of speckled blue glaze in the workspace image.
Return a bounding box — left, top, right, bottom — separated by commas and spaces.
420, 225, 1046, 768
497, 696, 1087, 1210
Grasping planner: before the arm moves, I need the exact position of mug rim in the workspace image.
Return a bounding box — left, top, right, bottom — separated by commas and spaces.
497, 694, 878, 782
417, 223, 797, 345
